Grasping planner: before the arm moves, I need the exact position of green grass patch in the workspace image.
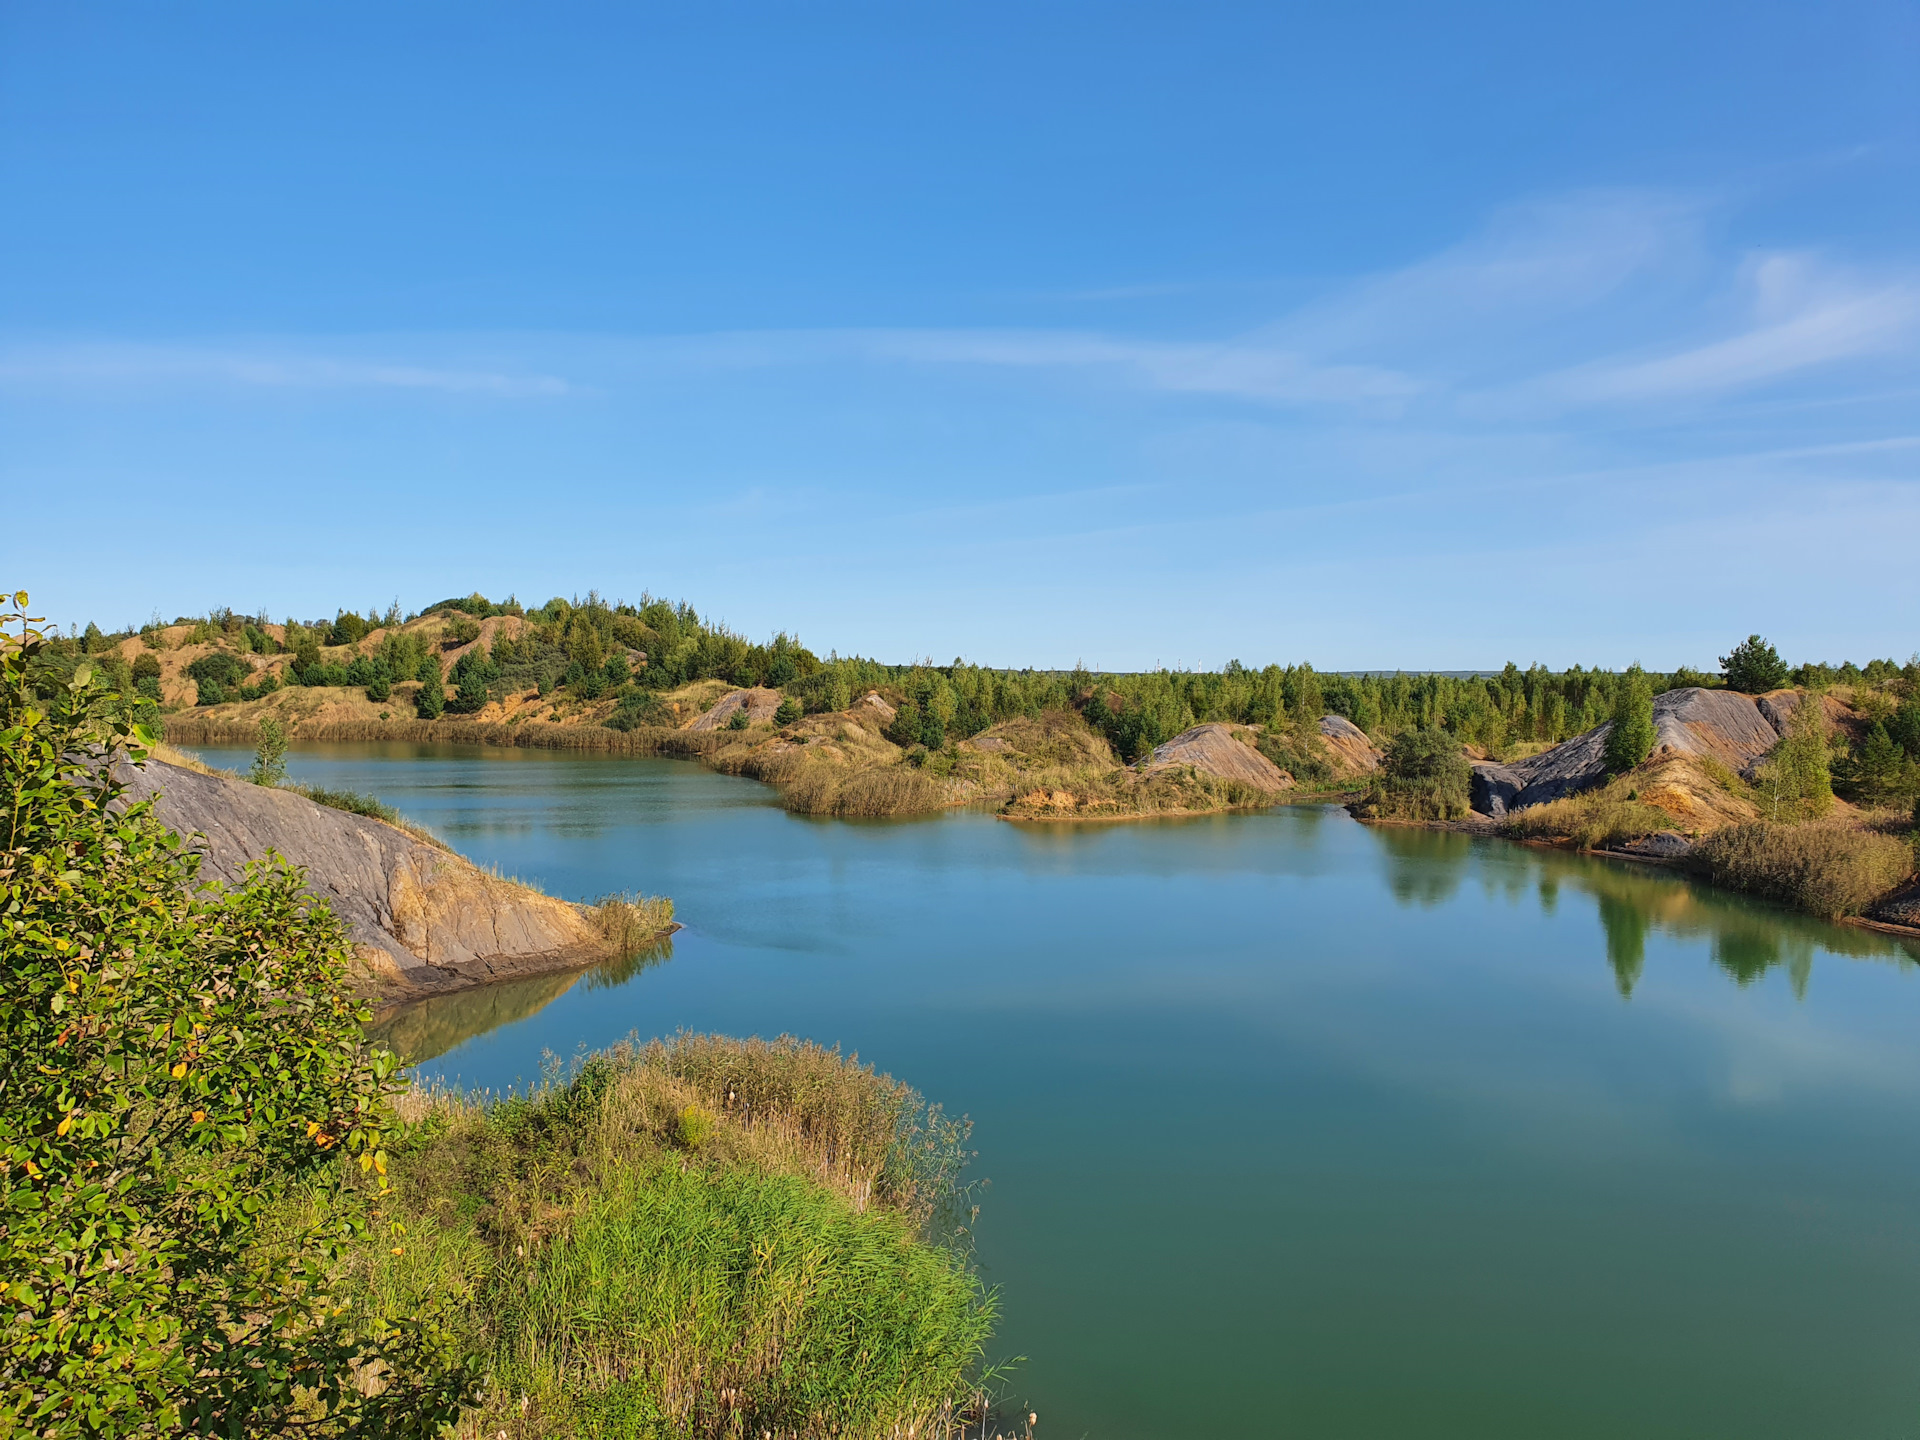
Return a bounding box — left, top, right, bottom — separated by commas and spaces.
350, 1035, 996, 1438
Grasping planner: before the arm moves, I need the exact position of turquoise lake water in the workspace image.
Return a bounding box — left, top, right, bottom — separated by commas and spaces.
188, 742, 1920, 1438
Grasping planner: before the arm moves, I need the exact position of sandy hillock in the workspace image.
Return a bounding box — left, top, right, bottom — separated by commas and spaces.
689, 687, 782, 731
116, 757, 623, 999
1146, 724, 1295, 792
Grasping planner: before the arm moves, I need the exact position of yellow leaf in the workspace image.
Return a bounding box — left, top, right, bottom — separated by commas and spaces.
55, 1116, 71, 1136
170, 1062, 187, 1079
358, 1152, 372, 1172
191, 1111, 206, 1123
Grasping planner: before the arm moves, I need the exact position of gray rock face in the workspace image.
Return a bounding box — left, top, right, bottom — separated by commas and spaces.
1470, 762, 1527, 819
1470, 688, 1788, 816
116, 759, 607, 995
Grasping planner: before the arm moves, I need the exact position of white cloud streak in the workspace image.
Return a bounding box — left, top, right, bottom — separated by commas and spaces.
0, 342, 569, 396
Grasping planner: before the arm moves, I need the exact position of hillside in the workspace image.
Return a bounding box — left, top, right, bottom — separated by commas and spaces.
116, 753, 668, 999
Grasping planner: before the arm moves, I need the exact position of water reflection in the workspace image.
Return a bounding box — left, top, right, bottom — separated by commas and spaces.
1376, 827, 1473, 907
1376, 831, 1920, 997
370, 936, 674, 1065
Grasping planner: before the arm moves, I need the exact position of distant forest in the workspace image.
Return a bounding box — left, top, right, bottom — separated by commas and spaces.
54, 590, 1920, 769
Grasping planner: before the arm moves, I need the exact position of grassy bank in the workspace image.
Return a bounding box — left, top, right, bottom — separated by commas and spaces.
346, 1034, 998, 1439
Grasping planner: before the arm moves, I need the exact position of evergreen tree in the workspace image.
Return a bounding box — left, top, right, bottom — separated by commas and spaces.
1604, 668, 1657, 774
1720, 634, 1789, 694
415, 657, 444, 719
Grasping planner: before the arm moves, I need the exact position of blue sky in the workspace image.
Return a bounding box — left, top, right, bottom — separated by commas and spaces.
3, 1, 1916, 670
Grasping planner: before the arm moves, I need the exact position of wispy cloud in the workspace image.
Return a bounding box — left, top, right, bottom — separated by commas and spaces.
1540, 254, 1920, 404
853, 329, 1421, 406
3, 190, 1914, 424
0, 342, 569, 396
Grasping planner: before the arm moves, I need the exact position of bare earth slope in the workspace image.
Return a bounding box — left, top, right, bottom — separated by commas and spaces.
1318, 714, 1384, 774
688, 687, 782, 731
116, 758, 611, 998
1146, 724, 1295, 791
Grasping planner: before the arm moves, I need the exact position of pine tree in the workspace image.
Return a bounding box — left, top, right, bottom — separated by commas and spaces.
1720, 634, 1789, 694
1604, 669, 1656, 774
415, 657, 445, 719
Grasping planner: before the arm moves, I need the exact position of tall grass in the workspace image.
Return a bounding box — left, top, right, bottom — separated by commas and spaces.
351, 1036, 995, 1439
161, 715, 727, 756
1692, 819, 1915, 919
782, 763, 948, 818
588, 892, 676, 951
1500, 793, 1679, 850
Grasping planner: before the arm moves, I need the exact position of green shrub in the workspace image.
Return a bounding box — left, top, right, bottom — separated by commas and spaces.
1693, 820, 1913, 919
776, 694, 804, 725
1360, 726, 1471, 820
441, 614, 481, 649
727, 706, 750, 730
0, 593, 474, 1436
1754, 692, 1833, 821
673, 1103, 716, 1150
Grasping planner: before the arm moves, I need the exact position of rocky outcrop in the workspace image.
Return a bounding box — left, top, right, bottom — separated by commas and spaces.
1145, 724, 1294, 792
688, 687, 782, 731
116, 758, 615, 998
1470, 688, 1793, 817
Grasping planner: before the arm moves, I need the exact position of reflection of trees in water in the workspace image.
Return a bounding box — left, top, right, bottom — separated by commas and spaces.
1368, 822, 1916, 998
1544, 851, 1912, 998
367, 935, 676, 1065
583, 937, 674, 990
1376, 826, 1473, 908
1596, 893, 1648, 996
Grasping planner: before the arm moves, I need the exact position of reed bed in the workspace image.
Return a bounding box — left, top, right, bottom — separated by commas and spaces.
353, 1035, 994, 1439
161, 715, 729, 757
588, 891, 677, 951
782, 763, 950, 817
1692, 819, 1914, 920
